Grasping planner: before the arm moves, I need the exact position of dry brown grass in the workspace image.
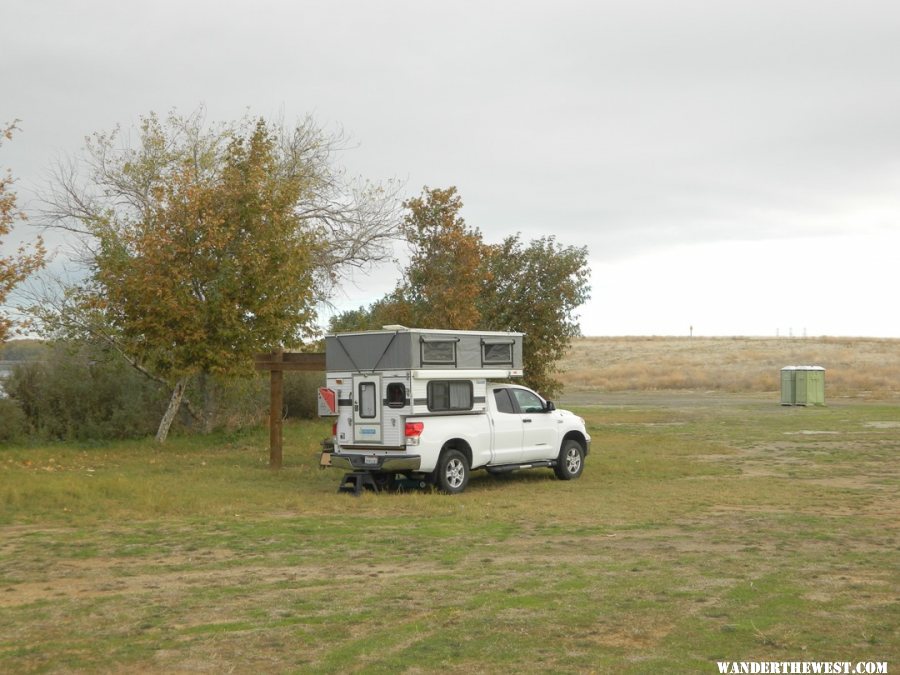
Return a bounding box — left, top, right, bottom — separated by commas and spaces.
558, 336, 900, 399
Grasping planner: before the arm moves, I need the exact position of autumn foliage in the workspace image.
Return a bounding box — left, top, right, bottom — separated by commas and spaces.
331, 186, 590, 396
0, 122, 45, 342
400, 187, 487, 329
41, 110, 399, 441
92, 120, 319, 378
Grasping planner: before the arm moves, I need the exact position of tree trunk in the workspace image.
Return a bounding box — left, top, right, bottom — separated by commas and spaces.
198, 370, 215, 434
269, 350, 284, 469
156, 377, 189, 444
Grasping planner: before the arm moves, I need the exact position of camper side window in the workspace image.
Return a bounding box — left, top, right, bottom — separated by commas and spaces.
482, 340, 513, 365
421, 338, 457, 365
427, 380, 473, 412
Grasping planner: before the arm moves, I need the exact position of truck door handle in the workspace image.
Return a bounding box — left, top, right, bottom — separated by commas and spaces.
523, 418, 532, 423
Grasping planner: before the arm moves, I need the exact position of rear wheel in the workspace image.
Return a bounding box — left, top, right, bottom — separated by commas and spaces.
436, 449, 469, 494
554, 439, 585, 480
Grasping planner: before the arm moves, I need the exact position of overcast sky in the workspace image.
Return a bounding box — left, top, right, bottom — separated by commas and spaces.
4, 0, 900, 336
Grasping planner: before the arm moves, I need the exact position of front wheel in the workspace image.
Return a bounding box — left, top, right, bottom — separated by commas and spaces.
554, 439, 585, 480
436, 449, 469, 494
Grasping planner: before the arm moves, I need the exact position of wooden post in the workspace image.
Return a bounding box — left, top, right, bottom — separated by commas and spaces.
254, 351, 325, 470
269, 349, 283, 469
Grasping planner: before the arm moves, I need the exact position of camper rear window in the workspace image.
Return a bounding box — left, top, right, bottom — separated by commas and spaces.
421, 338, 457, 365
427, 380, 473, 412
386, 382, 407, 408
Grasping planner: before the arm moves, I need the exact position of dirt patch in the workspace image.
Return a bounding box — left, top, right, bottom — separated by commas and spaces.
783, 430, 841, 435
865, 421, 900, 429
589, 621, 675, 649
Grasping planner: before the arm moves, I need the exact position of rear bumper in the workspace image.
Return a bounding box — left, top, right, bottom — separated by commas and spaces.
325, 452, 422, 472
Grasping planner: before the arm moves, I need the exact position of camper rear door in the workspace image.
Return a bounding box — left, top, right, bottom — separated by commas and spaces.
353, 374, 382, 443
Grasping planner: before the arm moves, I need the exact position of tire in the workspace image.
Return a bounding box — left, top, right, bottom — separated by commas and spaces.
436, 448, 469, 494
554, 439, 585, 480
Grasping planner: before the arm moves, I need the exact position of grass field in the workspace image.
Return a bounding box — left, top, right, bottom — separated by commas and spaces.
1, 389, 897, 672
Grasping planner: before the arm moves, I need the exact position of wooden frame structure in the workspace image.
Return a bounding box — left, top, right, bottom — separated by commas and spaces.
254, 351, 325, 468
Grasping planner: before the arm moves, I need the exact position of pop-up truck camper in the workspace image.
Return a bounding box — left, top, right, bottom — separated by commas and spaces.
319, 326, 591, 494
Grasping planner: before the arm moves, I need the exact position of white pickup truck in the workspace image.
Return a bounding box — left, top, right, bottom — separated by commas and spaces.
321, 381, 591, 494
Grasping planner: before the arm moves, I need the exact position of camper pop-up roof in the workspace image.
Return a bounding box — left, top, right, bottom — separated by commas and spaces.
325, 326, 524, 378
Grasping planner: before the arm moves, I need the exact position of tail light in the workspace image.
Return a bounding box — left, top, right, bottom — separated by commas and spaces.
405, 422, 424, 445
331, 422, 337, 437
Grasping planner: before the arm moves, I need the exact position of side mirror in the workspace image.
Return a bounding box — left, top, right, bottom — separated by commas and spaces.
545, 400, 556, 412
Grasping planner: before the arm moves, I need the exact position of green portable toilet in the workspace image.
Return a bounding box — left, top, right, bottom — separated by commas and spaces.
795, 366, 825, 406
780, 366, 796, 405
810, 367, 826, 405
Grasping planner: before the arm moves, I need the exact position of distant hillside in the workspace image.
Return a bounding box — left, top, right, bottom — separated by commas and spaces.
558, 336, 900, 399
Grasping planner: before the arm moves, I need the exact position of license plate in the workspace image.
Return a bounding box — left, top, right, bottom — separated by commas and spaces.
364, 455, 379, 465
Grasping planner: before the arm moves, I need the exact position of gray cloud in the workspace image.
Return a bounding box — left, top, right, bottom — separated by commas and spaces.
3, 0, 900, 333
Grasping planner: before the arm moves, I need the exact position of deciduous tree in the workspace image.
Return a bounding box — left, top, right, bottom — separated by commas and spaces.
329, 186, 590, 397
40, 109, 400, 442
480, 235, 590, 396
1, 122, 46, 342
328, 186, 488, 333
399, 186, 488, 329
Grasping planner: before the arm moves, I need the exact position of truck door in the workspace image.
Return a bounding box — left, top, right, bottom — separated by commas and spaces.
353, 374, 382, 444
489, 388, 527, 464
508, 387, 559, 461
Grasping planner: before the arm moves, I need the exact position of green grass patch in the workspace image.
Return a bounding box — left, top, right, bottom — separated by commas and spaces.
1, 395, 898, 672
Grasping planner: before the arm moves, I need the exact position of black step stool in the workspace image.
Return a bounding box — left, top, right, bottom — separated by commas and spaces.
338, 471, 380, 496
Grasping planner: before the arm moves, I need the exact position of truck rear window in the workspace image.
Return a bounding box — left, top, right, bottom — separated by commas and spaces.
493, 388, 516, 414
427, 380, 473, 412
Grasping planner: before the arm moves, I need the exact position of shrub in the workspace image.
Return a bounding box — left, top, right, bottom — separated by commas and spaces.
185, 373, 268, 432
0, 398, 26, 443
283, 371, 323, 419
4, 341, 168, 441
177, 370, 322, 433
4, 340, 328, 442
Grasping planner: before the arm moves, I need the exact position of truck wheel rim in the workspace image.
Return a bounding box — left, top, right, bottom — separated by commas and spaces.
566, 448, 582, 473
446, 459, 465, 487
